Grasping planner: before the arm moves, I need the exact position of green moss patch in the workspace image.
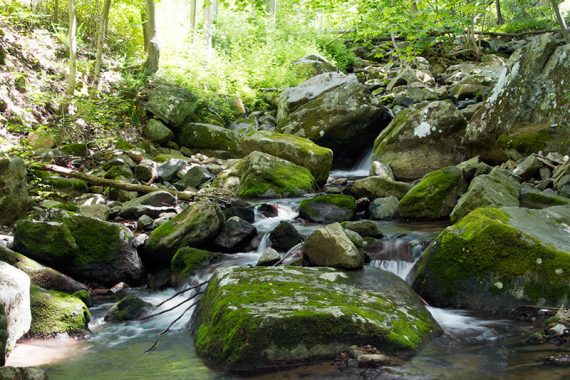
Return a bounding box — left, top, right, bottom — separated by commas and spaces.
299, 194, 356, 223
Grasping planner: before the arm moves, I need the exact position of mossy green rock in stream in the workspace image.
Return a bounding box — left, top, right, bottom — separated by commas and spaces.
14, 213, 143, 287
104, 295, 152, 322
299, 194, 356, 223
29, 285, 90, 336
240, 130, 333, 185
450, 168, 520, 222
170, 247, 218, 284
350, 176, 412, 200
146, 85, 197, 127
177, 122, 241, 156
399, 166, 466, 220
143, 201, 224, 267
0, 157, 31, 225
373, 101, 467, 181
519, 185, 570, 209
193, 266, 439, 371
235, 151, 316, 198
411, 206, 570, 311
341, 220, 383, 238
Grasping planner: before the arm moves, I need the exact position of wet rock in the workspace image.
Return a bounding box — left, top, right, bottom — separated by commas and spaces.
299, 194, 356, 223
399, 166, 467, 220
350, 176, 412, 200
170, 247, 217, 284
224, 205, 255, 224
450, 168, 520, 222
104, 295, 152, 322
143, 201, 224, 267
118, 191, 177, 219
304, 223, 364, 269
368, 197, 399, 220
144, 119, 174, 144
373, 101, 467, 181
277, 72, 392, 158
411, 205, 570, 311
182, 166, 214, 188
29, 285, 90, 336
256, 248, 281, 266
213, 217, 257, 252
193, 266, 439, 371
146, 85, 197, 126
0, 157, 31, 225
268, 221, 304, 252
370, 161, 394, 179
341, 220, 383, 238
0, 262, 31, 365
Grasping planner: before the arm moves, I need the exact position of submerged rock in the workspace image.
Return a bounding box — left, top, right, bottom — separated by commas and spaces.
193, 266, 439, 371
303, 223, 364, 269
411, 206, 570, 311
299, 194, 356, 223
0, 262, 31, 365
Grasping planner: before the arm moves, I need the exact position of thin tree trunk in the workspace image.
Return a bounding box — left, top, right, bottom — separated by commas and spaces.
496, 0, 505, 25
144, 0, 160, 76
90, 0, 112, 99
54, 0, 59, 23
550, 0, 570, 43
204, 0, 214, 53
65, 0, 77, 98
189, 0, 197, 43
266, 0, 276, 25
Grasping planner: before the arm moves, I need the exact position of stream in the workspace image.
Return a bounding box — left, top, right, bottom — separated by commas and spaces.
7, 162, 570, 379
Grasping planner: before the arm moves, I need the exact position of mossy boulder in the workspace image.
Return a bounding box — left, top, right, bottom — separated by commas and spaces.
399, 167, 466, 220
411, 206, 570, 311
118, 191, 177, 219
143, 119, 175, 144
146, 85, 197, 127
373, 101, 467, 181
341, 220, 383, 238
143, 201, 224, 268
277, 72, 392, 158
303, 223, 364, 269
0, 367, 48, 380
233, 151, 316, 198
0, 157, 31, 225
240, 130, 333, 185
29, 285, 90, 336
170, 247, 218, 284
104, 295, 152, 322
519, 185, 570, 209
14, 213, 143, 287
299, 194, 356, 223
464, 35, 570, 160
450, 168, 520, 222
292, 55, 337, 82
177, 123, 241, 156
350, 176, 412, 200
193, 266, 439, 371
0, 262, 31, 365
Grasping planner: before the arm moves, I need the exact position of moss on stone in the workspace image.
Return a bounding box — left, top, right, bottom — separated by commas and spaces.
14, 220, 78, 263
350, 176, 412, 200
171, 247, 216, 275
178, 123, 241, 155
29, 285, 90, 337
496, 123, 570, 159
299, 194, 356, 223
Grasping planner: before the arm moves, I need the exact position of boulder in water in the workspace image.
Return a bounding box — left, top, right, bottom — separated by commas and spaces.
105, 295, 152, 322
303, 223, 364, 269
268, 221, 304, 252
299, 194, 356, 223
368, 197, 400, 220
350, 176, 412, 200
213, 216, 257, 252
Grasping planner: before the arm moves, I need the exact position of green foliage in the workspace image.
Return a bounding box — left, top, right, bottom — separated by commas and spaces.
316, 37, 356, 72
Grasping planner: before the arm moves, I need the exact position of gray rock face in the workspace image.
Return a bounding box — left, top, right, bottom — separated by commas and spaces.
351, 176, 412, 200
0, 262, 31, 365
213, 216, 257, 252
268, 221, 304, 252
143, 119, 174, 144
146, 85, 197, 126
299, 194, 356, 223
519, 185, 570, 209
177, 123, 241, 155
118, 191, 177, 219
157, 158, 187, 181
256, 248, 281, 266
373, 101, 467, 181
368, 197, 400, 220
554, 160, 570, 198
303, 223, 364, 269
464, 35, 570, 159
182, 166, 214, 188
277, 72, 392, 157
293, 54, 337, 81
450, 168, 520, 222
0, 157, 31, 225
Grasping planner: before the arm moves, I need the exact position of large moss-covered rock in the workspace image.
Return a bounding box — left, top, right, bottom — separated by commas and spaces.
0, 262, 31, 365
450, 168, 520, 222
411, 206, 570, 311
177, 123, 241, 155
303, 223, 364, 269
193, 266, 439, 371
350, 176, 412, 200
299, 194, 356, 223
373, 101, 467, 181
0, 157, 31, 225
519, 185, 570, 209
146, 85, 197, 127
14, 213, 143, 287
277, 72, 392, 158
464, 35, 570, 160
0, 245, 87, 294
118, 191, 177, 219
143, 201, 224, 267
292, 55, 337, 82
143, 119, 174, 144
240, 131, 333, 185
0, 367, 48, 380
399, 167, 466, 220
233, 152, 316, 198
170, 247, 218, 279
104, 295, 152, 322
29, 286, 90, 336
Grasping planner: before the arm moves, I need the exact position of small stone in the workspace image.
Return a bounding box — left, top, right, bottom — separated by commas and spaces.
256, 248, 281, 266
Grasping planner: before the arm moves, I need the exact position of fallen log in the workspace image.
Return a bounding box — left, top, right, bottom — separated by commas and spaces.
43, 164, 196, 201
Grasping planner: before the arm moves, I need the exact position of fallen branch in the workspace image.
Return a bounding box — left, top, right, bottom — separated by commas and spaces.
42, 164, 196, 201
151, 280, 210, 310
144, 300, 199, 353
140, 291, 203, 321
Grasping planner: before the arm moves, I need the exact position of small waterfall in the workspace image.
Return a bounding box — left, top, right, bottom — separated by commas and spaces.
253, 200, 300, 233
369, 237, 426, 281
330, 146, 374, 178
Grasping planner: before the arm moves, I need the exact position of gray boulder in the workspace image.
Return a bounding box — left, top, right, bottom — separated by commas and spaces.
177, 123, 241, 156
0, 157, 30, 225
368, 196, 400, 220
299, 194, 356, 223
146, 85, 197, 127
350, 176, 412, 200
303, 223, 364, 269
143, 119, 174, 144
118, 191, 177, 219
213, 217, 257, 252
268, 221, 304, 252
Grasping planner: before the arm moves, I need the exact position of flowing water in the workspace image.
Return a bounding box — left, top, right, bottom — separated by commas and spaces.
330, 147, 374, 178
8, 196, 570, 379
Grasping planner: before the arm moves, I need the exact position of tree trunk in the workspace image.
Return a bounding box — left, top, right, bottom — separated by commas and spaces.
204, 0, 214, 53
496, 0, 505, 25
189, 0, 197, 43
550, 0, 570, 43
411, 1, 418, 13
54, 0, 59, 23
266, 0, 276, 21
90, 0, 112, 99
144, 0, 160, 76
65, 0, 77, 98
